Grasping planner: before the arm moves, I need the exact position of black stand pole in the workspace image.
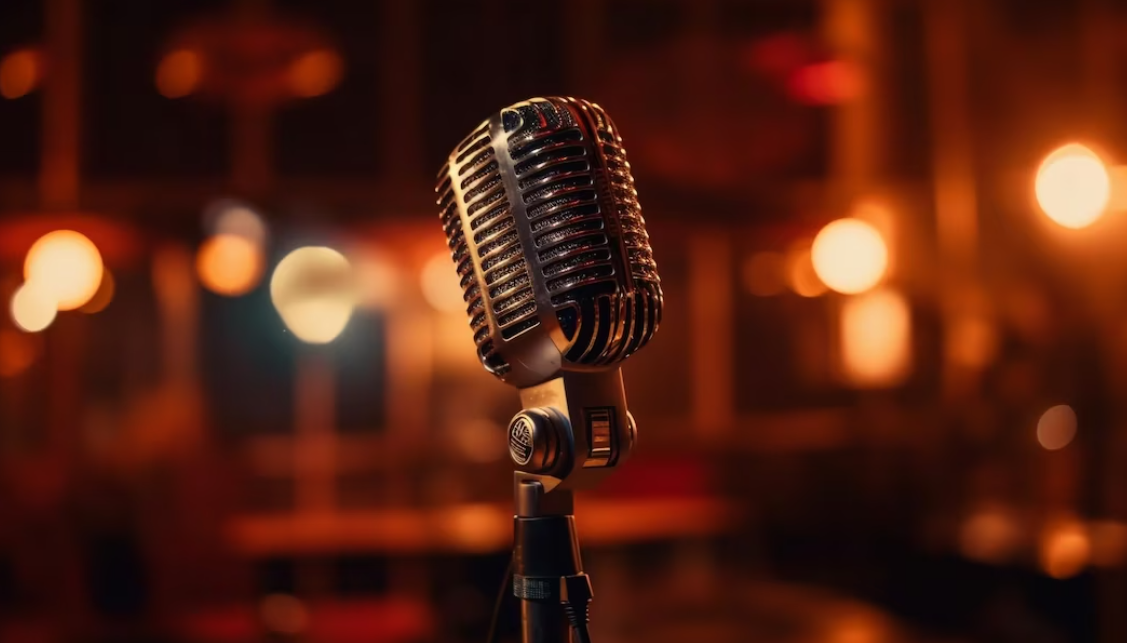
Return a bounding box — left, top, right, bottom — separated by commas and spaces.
513, 478, 593, 643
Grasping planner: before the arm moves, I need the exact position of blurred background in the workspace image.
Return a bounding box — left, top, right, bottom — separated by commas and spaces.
1, 0, 1126, 642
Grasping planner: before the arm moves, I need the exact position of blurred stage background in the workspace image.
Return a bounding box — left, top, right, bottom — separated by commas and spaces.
2, 0, 1127, 642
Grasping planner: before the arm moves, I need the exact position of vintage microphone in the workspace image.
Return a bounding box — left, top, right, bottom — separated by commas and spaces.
435, 96, 663, 643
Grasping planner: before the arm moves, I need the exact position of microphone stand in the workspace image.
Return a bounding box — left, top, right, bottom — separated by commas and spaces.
512, 476, 593, 643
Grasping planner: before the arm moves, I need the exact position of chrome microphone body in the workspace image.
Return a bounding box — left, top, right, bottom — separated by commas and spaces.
436, 97, 662, 492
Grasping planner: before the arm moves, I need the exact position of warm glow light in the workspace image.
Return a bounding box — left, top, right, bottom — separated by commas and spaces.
270, 246, 356, 344
812, 218, 888, 295
0, 49, 42, 99
79, 269, 115, 314
259, 594, 308, 635
288, 49, 343, 98
10, 283, 57, 333
1037, 404, 1077, 450
743, 251, 786, 296
210, 201, 268, 246
156, 49, 202, 98
1035, 143, 1110, 229
24, 230, 104, 311
196, 234, 265, 297
353, 247, 401, 310
948, 315, 998, 369
788, 60, 863, 105
421, 251, 465, 313
841, 288, 911, 387
1041, 521, 1090, 579
960, 506, 1022, 564
0, 328, 38, 377
785, 246, 827, 297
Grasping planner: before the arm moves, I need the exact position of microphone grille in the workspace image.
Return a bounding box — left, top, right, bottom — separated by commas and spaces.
436, 123, 539, 377
505, 98, 661, 365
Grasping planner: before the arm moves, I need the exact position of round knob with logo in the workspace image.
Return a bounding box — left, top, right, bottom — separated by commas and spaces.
507, 407, 565, 472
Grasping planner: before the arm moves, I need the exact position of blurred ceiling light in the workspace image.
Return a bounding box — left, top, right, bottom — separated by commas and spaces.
208, 200, 268, 246
78, 269, 115, 314
840, 288, 911, 387
788, 60, 863, 106
959, 506, 1022, 564
259, 594, 308, 636
0, 48, 42, 99
0, 328, 38, 377
1037, 404, 1077, 451
10, 282, 57, 332
24, 229, 104, 311
743, 251, 786, 296
352, 247, 401, 310
270, 246, 357, 344
156, 49, 203, 99
1041, 520, 1090, 579
421, 251, 466, 313
812, 218, 888, 295
1035, 143, 1110, 229
288, 48, 343, 98
196, 234, 265, 297
785, 245, 827, 297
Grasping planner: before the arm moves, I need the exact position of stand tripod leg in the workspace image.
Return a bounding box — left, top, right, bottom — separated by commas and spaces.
513, 479, 594, 643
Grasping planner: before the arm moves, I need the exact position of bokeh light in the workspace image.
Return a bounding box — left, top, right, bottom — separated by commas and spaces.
785, 245, 827, 297
959, 506, 1022, 564
24, 230, 104, 311
156, 49, 202, 99
1035, 143, 1110, 229
0, 328, 38, 377
421, 251, 465, 313
1041, 520, 1090, 579
288, 49, 343, 98
78, 269, 115, 314
196, 234, 265, 297
947, 315, 998, 369
840, 288, 911, 387
10, 282, 57, 333
0, 48, 42, 99
1036, 404, 1077, 451
743, 251, 786, 297
352, 247, 401, 310
811, 218, 888, 295
208, 200, 268, 246
270, 246, 357, 344
788, 60, 863, 105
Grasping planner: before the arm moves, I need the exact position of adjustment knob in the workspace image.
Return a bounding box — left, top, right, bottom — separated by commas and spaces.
507, 408, 565, 472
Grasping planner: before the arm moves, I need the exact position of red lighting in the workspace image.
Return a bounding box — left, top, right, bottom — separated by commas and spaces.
787, 60, 862, 105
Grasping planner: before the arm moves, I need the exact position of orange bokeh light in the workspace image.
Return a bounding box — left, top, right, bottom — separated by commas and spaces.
196, 234, 265, 297
840, 288, 912, 387
156, 49, 203, 99
24, 230, 104, 311
421, 251, 465, 313
811, 218, 888, 295
0, 328, 38, 377
0, 48, 42, 99
1035, 143, 1110, 229
288, 49, 343, 98
785, 245, 827, 298
10, 282, 57, 333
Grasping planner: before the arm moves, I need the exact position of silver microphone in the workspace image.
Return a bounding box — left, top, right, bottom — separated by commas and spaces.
435, 96, 662, 491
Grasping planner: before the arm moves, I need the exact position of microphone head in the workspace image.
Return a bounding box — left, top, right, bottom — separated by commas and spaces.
436, 97, 662, 388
